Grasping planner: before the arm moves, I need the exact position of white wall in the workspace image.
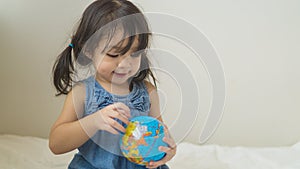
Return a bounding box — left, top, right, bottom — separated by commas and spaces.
0, 0, 93, 138
0, 0, 299, 147
134, 0, 300, 146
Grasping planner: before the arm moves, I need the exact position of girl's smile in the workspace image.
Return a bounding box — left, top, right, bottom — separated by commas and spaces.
113, 71, 130, 78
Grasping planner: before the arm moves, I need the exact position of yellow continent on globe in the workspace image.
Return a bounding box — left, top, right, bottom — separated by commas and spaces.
120, 116, 167, 166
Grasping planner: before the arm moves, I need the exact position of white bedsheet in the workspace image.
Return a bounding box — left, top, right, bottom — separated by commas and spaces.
1, 134, 300, 169
0, 134, 76, 169
168, 142, 300, 169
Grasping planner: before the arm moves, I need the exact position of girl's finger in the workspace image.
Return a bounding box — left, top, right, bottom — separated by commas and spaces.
112, 102, 131, 117
116, 112, 130, 125
118, 109, 131, 118
107, 110, 129, 125
163, 136, 176, 149
103, 124, 119, 135
158, 146, 172, 153
146, 146, 175, 168
106, 117, 126, 133
146, 160, 164, 169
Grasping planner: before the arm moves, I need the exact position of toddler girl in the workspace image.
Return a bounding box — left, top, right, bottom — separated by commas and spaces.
49, 0, 176, 169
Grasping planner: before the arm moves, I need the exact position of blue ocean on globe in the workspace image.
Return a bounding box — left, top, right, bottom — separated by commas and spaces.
120, 116, 167, 165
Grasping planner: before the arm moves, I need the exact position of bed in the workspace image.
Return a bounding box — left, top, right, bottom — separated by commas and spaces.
1, 134, 300, 169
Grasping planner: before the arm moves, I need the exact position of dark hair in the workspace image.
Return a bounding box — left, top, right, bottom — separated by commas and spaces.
52, 0, 156, 96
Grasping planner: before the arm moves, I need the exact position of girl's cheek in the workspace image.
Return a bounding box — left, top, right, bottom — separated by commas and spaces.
94, 55, 108, 69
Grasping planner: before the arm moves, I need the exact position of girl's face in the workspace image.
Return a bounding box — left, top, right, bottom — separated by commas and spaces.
94, 36, 142, 87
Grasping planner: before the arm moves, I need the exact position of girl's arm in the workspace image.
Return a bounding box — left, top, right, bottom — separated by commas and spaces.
49, 84, 130, 154
145, 81, 177, 168
49, 84, 96, 154
145, 81, 163, 122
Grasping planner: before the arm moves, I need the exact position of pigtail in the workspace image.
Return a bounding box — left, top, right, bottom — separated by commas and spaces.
52, 45, 75, 96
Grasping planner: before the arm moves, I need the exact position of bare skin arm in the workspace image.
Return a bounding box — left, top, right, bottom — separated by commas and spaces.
145, 81, 177, 168
145, 81, 163, 122
49, 84, 130, 154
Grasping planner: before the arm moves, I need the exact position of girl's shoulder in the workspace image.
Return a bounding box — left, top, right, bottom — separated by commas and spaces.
143, 80, 156, 94
81, 76, 95, 86
71, 82, 86, 99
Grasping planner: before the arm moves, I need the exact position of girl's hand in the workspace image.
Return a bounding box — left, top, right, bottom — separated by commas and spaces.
146, 125, 177, 169
93, 102, 130, 134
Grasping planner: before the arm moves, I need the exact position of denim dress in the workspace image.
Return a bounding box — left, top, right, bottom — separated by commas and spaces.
68, 77, 169, 169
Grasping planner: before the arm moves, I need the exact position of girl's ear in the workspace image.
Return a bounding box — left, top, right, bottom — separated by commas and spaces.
76, 47, 93, 66
83, 48, 93, 59
85, 53, 93, 60
77, 54, 92, 66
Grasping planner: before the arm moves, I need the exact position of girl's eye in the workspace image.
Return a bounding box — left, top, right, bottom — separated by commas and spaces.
107, 53, 119, 58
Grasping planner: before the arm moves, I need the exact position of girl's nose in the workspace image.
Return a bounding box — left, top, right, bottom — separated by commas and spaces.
117, 55, 131, 68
